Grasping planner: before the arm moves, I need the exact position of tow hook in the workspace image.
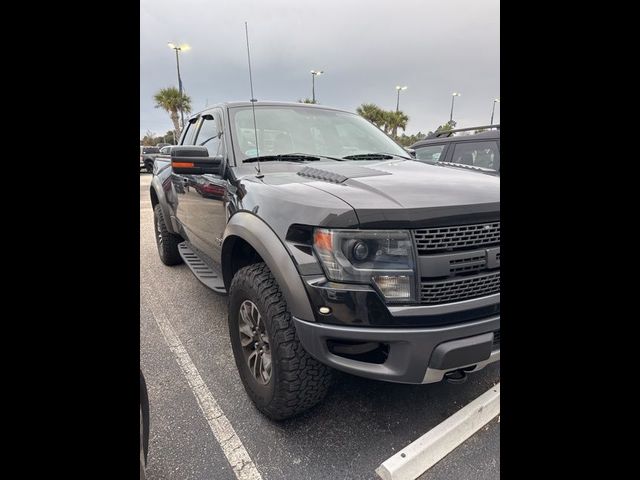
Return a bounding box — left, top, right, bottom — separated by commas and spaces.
444, 369, 468, 384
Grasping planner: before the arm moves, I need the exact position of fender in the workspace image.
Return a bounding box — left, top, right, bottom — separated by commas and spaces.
222, 212, 315, 322
150, 174, 179, 234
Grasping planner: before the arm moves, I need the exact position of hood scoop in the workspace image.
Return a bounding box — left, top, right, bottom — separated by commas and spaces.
297, 164, 390, 184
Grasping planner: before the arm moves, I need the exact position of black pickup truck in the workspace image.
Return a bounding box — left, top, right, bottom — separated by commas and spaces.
150, 101, 500, 420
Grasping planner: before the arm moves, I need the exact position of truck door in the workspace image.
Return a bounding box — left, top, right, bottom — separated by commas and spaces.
170, 116, 201, 242
183, 110, 230, 263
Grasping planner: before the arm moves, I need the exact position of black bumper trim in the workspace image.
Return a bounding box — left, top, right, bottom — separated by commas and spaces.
293, 315, 500, 384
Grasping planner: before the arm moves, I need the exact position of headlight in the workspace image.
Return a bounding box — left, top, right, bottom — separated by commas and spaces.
313, 228, 416, 302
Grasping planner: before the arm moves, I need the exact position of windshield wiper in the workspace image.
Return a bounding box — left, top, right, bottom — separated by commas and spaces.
342, 152, 411, 160
243, 153, 343, 163
243, 154, 321, 163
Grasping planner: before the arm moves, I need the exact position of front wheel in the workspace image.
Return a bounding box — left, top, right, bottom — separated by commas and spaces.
153, 204, 183, 266
228, 263, 332, 420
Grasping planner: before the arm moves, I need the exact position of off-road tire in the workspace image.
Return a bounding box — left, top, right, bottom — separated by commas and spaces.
153, 204, 183, 266
229, 262, 332, 420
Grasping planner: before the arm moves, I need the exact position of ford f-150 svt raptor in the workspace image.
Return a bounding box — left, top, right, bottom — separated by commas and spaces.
150, 101, 500, 420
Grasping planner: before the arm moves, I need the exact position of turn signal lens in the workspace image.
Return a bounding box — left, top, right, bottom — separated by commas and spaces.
372, 275, 411, 300
313, 229, 333, 251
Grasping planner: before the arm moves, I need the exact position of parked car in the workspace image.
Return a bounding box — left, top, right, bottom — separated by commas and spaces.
156, 142, 171, 149
140, 146, 161, 173
150, 101, 500, 420
410, 125, 500, 175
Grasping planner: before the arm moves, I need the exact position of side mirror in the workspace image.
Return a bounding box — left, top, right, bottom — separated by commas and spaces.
405, 148, 416, 159
171, 146, 223, 175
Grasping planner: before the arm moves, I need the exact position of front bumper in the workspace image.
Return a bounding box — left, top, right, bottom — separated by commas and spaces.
293, 314, 500, 384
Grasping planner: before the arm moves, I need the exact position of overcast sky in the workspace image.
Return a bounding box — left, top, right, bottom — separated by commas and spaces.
140, 0, 499, 138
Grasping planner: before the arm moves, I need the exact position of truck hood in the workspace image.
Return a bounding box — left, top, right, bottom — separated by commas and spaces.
238, 160, 500, 228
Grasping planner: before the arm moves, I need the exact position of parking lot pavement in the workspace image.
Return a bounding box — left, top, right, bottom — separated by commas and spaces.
140, 173, 500, 480
419, 418, 500, 480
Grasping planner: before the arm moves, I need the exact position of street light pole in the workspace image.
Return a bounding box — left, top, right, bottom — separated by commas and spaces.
174, 48, 184, 129
450, 92, 461, 123
310, 70, 323, 103
395, 85, 407, 112
491, 98, 500, 125
168, 42, 191, 131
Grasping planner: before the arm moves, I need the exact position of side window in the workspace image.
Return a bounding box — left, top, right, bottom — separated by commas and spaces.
195, 115, 222, 156
181, 119, 199, 145
415, 144, 445, 163
451, 141, 500, 171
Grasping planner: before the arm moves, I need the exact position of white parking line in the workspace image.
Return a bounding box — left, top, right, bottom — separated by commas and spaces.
142, 283, 263, 480
376, 382, 500, 480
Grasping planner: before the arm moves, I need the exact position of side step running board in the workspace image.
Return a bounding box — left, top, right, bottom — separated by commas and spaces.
178, 242, 227, 294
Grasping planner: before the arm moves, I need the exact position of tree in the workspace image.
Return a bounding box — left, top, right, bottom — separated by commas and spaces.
163, 130, 176, 144
298, 98, 317, 104
139, 129, 179, 146
153, 87, 192, 140
427, 120, 456, 138
384, 110, 409, 138
356, 103, 387, 129
396, 131, 426, 147
141, 130, 157, 146
356, 104, 409, 139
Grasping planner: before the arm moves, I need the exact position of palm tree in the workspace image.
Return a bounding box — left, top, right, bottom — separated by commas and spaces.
153, 87, 192, 140
384, 110, 409, 138
356, 103, 386, 129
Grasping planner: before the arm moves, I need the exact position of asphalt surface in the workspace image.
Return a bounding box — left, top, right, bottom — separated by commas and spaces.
140, 173, 500, 480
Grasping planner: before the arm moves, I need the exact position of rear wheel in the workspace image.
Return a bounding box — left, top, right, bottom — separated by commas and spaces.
153, 204, 183, 266
145, 161, 154, 173
228, 262, 332, 420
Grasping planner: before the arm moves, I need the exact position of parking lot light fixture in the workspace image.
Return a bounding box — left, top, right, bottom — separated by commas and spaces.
450, 92, 461, 122
395, 86, 408, 112
491, 98, 500, 125
310, 70, 324, 103
168, 42, 191, 129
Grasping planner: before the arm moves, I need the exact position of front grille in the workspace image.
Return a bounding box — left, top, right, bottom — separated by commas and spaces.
493, 330, 500, 347
449, 255, 487, 274
414, 222, 500, 254
420, 271, 500, 304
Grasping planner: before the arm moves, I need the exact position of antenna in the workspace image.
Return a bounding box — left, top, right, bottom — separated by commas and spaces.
244, 21, 262, 177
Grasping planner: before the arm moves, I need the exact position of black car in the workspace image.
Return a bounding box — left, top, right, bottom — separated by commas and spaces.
410, 125, 500, 175
150, 102, 500, 420
140, 146, 161, 173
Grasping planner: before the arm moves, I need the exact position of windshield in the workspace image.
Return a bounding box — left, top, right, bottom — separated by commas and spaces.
229, 105, 409, 162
